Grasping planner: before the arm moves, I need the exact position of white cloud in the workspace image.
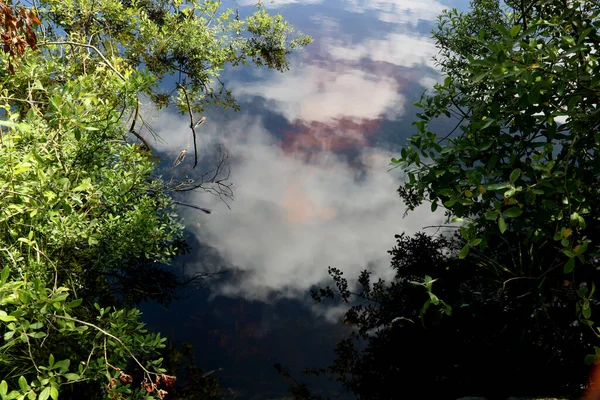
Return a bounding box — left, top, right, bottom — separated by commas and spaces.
238, 0, 323, 7
419, 74, 442, 90
343, 0, 447, 25
325, 33, 438, 69
141, 0, 449, 307
230, 31, 439, 127
235, 64, 406, 124
151, 113, 444, 303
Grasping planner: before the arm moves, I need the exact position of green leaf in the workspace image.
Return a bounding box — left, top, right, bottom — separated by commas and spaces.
438, 189, 455, 197
0, 266, 9, 285
583, 303, 592, 319
472, 72, 488, 83
574, 242, 588, 256
0, 312, 17, 322
577, 27, 594, 44
509, 168, 521, 183
39, 387, 51, 400
509, 24, 522, 37
577, 287, 589, 298
29, 322, 43, 330
0, 381, 7, 397
564, 258, 575, 273
503, 188, 516, 199
585, 354, 597, 365
487, 154, 499, 170
54, 359, 70, 373
443, 304, 452, 316
50, 384, 58, 400
428, 292, 440, 305
67, 299, 83, 309
484, 183, 509, 191
459, 244, 470, 259
443, 199, 456, 207
18, 376, 28, 391
478, 140, 493, 151
63, 373, 81, 382
561, 249, 575, 258
485, 211, 498, 221
503, 207, 522, 218
498, 217, 507, 234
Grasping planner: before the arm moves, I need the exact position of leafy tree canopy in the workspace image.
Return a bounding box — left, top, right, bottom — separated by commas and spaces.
395, 0, 600, 350
309, 233, 594, 399
0, 0, 310, 398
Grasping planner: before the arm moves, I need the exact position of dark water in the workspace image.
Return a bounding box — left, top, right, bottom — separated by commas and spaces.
140, 0, 469, 397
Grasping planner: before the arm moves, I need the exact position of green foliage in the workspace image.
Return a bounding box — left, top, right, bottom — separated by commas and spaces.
0, 0, 309, 397
396, 0, 600, 352
309, 233, 595, 398
38, 0, 312, 114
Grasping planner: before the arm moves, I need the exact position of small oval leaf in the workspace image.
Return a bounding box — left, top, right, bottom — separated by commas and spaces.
459, 244, 470, 259
498, 217, 507, 234
503, 207, 522, 218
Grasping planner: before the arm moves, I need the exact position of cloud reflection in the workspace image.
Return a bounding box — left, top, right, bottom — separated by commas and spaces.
238, 0, 323, 6
325, 33, 438, 69
236, 64, 406, 124
344, 0, 446, 25
150, 114, 443, 304
145, 0, 447, 308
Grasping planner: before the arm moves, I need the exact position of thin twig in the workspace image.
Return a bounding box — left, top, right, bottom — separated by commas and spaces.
437, 115, 466, 143
129, 101, 139, 134
178, 83, 203, 168
173, 201, 212, 214
40, 41, 125, 80
24, 334, 41, 374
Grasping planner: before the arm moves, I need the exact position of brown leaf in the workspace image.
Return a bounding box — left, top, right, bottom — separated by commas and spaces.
28, 10, 41, 25
24, 27, 36, 49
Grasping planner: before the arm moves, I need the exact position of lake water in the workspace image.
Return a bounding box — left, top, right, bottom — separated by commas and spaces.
140, 0, 469, 397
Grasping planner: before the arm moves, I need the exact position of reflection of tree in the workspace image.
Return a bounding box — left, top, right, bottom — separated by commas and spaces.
161, 341, 223, 400
168, 143, 234, 208
305, 232, 598, 399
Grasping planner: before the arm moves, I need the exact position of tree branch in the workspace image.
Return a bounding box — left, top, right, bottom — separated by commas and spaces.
178, 83, 206, 168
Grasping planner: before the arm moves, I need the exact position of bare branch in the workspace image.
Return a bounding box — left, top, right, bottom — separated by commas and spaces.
178, 83, 205, 168
168, 143, 233, 208
173, 201, 212, 214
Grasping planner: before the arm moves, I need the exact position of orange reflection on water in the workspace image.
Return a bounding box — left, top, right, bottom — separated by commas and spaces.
282, 183, 336, 224
279, 117, 380, 224
282, 117, 380, 155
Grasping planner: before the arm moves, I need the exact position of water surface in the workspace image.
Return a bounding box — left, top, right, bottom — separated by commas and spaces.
141, 0, 468, 397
